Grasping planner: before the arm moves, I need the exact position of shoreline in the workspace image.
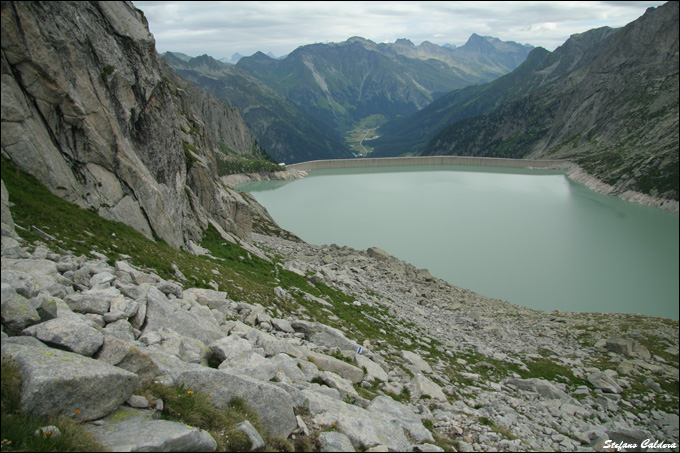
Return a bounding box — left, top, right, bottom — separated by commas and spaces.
220, 168, 309, 188
283, 156, 677, 214
561, 163, 679, 214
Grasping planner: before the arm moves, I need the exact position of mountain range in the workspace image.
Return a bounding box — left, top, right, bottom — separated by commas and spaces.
166, 35, 533, 163
235, 35, 533, 133
164, 52, 353, 164
375, 2, 679, 200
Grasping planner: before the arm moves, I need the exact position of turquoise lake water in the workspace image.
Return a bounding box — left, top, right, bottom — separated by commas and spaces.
237, 165, 679, 319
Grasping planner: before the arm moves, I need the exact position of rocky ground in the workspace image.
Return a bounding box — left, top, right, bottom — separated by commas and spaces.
2, 178, 678, 452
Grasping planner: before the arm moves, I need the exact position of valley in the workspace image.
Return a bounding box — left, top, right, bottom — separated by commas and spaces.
343, 115, 385, 157
1, 1, 677, 452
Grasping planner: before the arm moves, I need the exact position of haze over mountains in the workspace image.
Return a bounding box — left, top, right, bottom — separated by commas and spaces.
165, 2, 678, 202
165, 35, 533, 163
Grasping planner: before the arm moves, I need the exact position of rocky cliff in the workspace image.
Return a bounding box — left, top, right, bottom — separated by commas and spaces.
1, 1, 259, 249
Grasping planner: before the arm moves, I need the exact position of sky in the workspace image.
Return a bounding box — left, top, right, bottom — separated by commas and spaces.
132, 1, 667, 60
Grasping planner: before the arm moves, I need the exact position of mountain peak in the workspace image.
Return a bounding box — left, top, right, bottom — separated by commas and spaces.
345, 36, 375, 46
462, 33, 497, 51
250, 51, 275, 61
394, 38, 415, 47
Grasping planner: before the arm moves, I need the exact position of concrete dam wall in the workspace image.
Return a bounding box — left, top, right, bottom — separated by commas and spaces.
286, 156, 572, 172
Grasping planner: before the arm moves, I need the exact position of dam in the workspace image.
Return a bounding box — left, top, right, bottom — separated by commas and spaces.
286, 156, 572, 172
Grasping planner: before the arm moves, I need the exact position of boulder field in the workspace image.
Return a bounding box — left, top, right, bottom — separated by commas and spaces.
1, 181, 678, 451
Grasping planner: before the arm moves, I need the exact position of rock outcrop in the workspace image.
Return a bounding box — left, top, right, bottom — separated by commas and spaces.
1, 1, 259, 249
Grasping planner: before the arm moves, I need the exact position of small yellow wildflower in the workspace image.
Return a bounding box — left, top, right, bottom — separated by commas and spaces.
187, 390, 194, 394
75, 409, 81, 414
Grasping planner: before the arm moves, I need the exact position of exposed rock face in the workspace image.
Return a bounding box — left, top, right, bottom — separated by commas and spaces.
418, 2, 679, 201
1, 1, 258, 248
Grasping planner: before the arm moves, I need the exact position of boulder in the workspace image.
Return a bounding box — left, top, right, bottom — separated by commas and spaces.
317, 371, 359, 399
1, 237, 29, 259
367, 396, 434, 444
31, 294, 59, 323
308, 351, 364, 384
94, 335, 161, 383
210, 335, 253, 364
89, 271, 115, 289
319, 431, 356, 452
606, 336, 651, 360
1, 180, 16, 234
143, 286, 224, 345
220, 353, 278, 382
504, 378, 572, 400
145, 327, 211, 365
235, 420, 265, 451
292, 320, 359, 351
114, 261, 158, 286
22, 315, 103, 357
2, 340, 137, 421
354, 354, 389, 383
412, 374, 447, 402
271, 318, 295, 333
402, 350, 432, 373
269, 353, 308, 383
244, 328, 308, 358
177, 368, 297, 439
302, 390, 410, 451
64, 287, 119, 315
367, 247, 391, 260
1, 283, 41, 335
85, 407, 216, 452
2, 259, 61, 297
588, 372, 623, 394
182, 288, 229, 311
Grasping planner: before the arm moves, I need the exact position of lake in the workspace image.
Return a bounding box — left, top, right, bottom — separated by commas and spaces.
237, 165, 679, 319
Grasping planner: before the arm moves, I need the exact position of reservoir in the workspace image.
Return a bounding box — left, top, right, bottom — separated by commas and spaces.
237, 165, 679, 319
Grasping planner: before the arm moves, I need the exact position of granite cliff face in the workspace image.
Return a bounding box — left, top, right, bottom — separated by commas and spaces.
1, 1, 258, 249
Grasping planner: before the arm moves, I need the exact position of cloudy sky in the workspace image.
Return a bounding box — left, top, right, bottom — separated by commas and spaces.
132, 1, 666, 60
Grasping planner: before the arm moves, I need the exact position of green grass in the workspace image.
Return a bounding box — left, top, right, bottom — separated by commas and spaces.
477, 416, 517, 440
137, 381, 269, 451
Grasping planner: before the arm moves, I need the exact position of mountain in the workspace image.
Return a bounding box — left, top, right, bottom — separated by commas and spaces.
415, 2, 678, 200
235, 36, 534, 134
229, 52, 243, 64
369, 46, 554, 157
1, 1, 265, 249
164, 53, 354, 163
